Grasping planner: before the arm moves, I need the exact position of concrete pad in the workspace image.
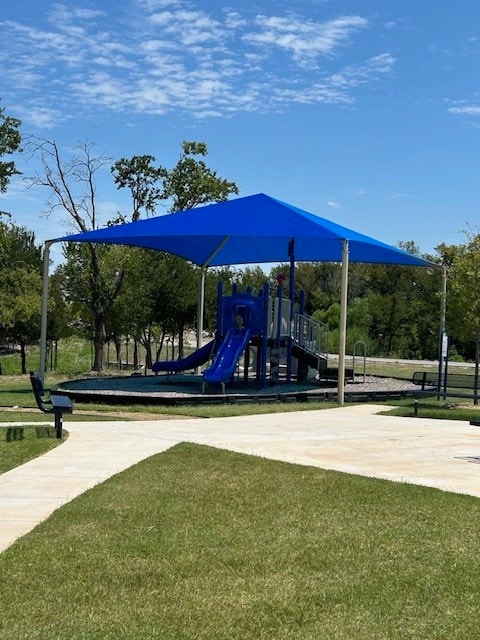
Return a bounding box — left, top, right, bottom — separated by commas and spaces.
1, 404, 480, 553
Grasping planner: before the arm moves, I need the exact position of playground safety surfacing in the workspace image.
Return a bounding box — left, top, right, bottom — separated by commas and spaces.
55, 373, 420, 406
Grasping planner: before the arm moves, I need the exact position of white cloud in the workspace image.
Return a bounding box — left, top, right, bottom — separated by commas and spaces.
0, 175, 29, 201
71, 73, 134, 111
27, 107, 67, 129
194, 109, 223, 119
0, 3, 393, 125
449, 105, 480, 116
272, 53, 394, 106
13, 104, 69, 129
386, 192, 412, 201
142, 38, 178, 52
326, 199, 342, 209
2, 20, 71, 53
137, 0, 181, 10
148, 9, 226, 48
73, 8, 106, 20
243, 15, 368, 63
329, 53, 395, 88
223, 10, 247, 30
48, 3, 106, 24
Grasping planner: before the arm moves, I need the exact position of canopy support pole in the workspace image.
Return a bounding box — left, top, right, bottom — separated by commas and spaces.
196, 236, 229, 372
286, 238, 295, 383
338, 239, 349, 406
39, 240, 53, 386
196, 268, 206, 351
437, 265, 448, 392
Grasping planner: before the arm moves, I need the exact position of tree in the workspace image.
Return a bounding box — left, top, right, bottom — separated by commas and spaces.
111, 141, 239, 221
0, 102, 21, 193
0, 266, 42, 373
162, 141, 239, 212
30, 138, 239, 369
446, 231, 480, 397
105, 247, 161, 369
269, 262, 345, 315
303, 241, 440, 359
26, 139, 119, 371
0, 220, 41, 269
46, 271, 71, 371
351, 242, 440, 359
112, 141, 239, 358
236, 266, 269, 295
111, 155, 165, 222
0, 221, 42, 373
54, 242, 124, 370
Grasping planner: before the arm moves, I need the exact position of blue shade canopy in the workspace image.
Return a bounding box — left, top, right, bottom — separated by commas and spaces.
54, 193, 431, 267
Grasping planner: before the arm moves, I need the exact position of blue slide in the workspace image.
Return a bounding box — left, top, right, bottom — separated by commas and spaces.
152, 338, 216, 373
203, 328, 251, 386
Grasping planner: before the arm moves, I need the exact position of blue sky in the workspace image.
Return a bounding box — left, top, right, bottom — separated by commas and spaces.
1, 0, 480, 265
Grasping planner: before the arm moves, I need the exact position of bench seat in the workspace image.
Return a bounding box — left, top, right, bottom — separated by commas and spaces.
29, 372, 73, 439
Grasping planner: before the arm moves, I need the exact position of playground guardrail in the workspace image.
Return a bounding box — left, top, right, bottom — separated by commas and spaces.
292, 314, 329, 361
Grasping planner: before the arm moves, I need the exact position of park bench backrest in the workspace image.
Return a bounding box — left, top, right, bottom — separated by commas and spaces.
29, 371, 53, 413
29, 371, 73, 438
413, 371, 478, 390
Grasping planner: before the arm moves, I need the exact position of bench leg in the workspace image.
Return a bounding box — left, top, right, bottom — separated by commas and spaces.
54, 411, 63, 439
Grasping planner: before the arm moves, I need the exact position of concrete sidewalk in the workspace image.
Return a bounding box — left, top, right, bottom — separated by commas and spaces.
2, 404, 480, 553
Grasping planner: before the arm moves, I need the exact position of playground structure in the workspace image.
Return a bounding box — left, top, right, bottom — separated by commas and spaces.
152, 281, 329, 393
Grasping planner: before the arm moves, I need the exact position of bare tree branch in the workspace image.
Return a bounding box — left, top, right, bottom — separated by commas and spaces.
24, 136, 111, 233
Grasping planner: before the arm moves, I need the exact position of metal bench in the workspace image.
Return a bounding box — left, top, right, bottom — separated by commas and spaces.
412, 371, 479, 391
29, 371, 73, 439
411, 371, 480, 417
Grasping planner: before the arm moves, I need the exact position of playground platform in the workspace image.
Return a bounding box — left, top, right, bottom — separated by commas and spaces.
55, 373, 421, 406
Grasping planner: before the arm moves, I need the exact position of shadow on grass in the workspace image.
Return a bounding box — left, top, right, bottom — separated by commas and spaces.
4, 426, 56, 441
0, 425, 64, 474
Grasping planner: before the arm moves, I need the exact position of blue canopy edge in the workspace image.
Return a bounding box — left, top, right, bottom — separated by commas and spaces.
53, 192, 432, 268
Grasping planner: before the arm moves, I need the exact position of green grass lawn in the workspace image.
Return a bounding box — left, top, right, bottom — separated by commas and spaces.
1, 443, 480, 639
0, 425, 64, 473
2, 363, 480, 638
381, 397, 480, 422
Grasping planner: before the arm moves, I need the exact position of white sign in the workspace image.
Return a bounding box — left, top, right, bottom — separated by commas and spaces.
441, 332, 449, 361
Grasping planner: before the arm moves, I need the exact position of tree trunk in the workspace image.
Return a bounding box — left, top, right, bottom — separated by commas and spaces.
144, 341, 153, 370
114, 336, 122, 370
89, 245, 107, 372
133, 339, 139, 370
475, 338, 480, 406
92, 315, 106, 371
139, 328, 153, 370
178, 326, 185, 359
20, 339, 27, 375
155, 330, 166, 361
